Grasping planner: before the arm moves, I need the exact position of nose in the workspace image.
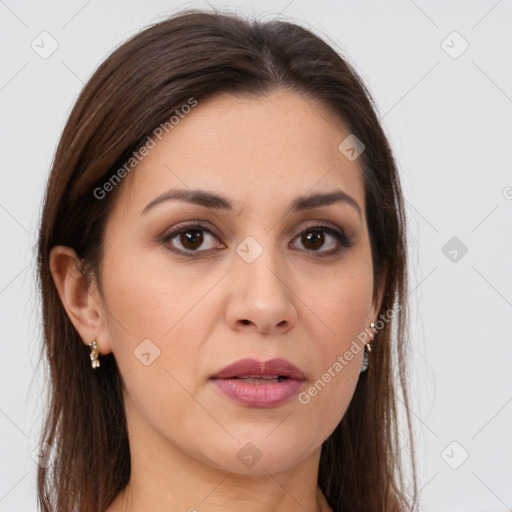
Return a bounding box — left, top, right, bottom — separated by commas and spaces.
225, 244, 297, 335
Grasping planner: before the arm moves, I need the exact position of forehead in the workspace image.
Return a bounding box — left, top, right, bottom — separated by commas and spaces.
117, 89, 365, 218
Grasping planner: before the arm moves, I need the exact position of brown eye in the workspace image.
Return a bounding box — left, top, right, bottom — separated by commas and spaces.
162, 221, 350, 259
301, 230, 327, 251
162, 222, 223, 255
292, 225, 347, 254
179, 229, 204, 250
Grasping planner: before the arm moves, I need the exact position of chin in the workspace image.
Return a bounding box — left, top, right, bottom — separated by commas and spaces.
197, 430, 322, 476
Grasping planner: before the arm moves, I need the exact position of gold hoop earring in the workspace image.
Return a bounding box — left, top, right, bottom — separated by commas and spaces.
89, 341, 101, 369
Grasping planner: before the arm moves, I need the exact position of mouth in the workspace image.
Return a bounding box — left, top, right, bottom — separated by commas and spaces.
226, 375, 290, 384
209, 358, 306, 408
210, 357, 306, 381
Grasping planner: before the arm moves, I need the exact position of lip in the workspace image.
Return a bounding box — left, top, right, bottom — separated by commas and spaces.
210, 358, 306, 408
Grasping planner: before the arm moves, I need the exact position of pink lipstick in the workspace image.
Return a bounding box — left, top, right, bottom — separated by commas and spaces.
210, 358, 306, 408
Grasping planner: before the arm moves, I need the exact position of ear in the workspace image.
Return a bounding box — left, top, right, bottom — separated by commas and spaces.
49, 245, 112, 354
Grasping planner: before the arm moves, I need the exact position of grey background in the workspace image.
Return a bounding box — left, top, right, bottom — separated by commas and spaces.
1, 1, 511, 511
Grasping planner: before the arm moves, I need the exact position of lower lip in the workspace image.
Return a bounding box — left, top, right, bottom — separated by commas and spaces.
210, 378, 305, 408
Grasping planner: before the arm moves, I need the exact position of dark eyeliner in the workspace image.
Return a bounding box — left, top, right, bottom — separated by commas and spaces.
160, 221, 352, 258
294, 222, 352, 259
160, 221, 221, 257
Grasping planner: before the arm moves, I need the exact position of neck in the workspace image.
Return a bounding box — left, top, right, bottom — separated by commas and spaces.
112, 469, 332, 512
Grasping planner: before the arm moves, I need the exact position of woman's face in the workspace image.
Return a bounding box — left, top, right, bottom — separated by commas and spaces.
94, 90, 378, 475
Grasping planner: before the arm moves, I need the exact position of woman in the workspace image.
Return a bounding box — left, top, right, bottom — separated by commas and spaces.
37, 9, 417, 512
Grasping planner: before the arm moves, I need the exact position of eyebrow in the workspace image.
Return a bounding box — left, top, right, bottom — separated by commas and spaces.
141, 188, 362, 217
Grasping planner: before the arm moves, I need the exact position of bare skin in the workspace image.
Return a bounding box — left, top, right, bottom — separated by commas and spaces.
50, 89, 380, 512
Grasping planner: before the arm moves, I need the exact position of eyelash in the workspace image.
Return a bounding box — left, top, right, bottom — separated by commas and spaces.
160, 221, 352, 259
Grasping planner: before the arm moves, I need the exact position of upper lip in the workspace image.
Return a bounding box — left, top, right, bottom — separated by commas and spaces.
210, 358, 306, 380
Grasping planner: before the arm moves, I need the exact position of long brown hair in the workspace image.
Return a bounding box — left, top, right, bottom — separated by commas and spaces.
37, 9, 417, 511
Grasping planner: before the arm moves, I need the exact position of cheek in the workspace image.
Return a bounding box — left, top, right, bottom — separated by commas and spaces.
297, 260, 372, 421
98, 243, 220, 406
99, 249, 214, 443
101, 241, 221, 347
305, 257, 374, 345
